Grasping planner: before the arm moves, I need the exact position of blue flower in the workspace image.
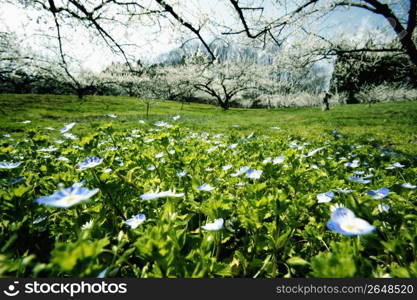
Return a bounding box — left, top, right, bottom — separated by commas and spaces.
262, 157, 272, 164
125, 214, 146, 229
378, 204, 390, 213
344, 160, 360, 168
367, 188, 389, 199
32, 215, 47, 224
307, 147, 324, 157
326, 204, 376, 236
273, 156, 285, 164
155, 152, 164, 158
386, 162, 405, 170
317, 192, 334, 203
177, 170, 188, 177
222, 164, 233, 171
201, 218, 224, 231
348, 176, 371, 184
37, 146, 58, 152
77, 156, 103, 170
0, 161, 22, 169
246, 169, 263, 179
35, 182, 98, 208
97, 268, 109, 278
231, 166, 250, 177
401, 183, 416, 189
63, 133, 77, 140
60, 122, 76, 133
154, 121, 168, 127
197, 183, 215, 192
140, 189, 184, 200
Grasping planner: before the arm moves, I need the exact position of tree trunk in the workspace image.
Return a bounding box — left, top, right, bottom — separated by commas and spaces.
400, 37, 417, 77
346, 90, 359, 104
146, 102, 150, 118
77, 90, 84, 101
322, 92, 330, 111
219, 100, 229, 110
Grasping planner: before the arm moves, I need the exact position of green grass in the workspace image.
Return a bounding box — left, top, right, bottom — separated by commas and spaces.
1, 93, 416, 155
1, 93, 417, 278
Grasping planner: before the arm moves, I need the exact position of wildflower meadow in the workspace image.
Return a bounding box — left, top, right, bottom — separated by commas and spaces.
1, 111, 416, 278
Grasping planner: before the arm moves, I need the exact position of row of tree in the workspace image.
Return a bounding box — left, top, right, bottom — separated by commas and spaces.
1, 1, 416, 109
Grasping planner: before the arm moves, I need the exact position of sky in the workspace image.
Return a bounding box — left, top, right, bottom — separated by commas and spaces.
0, 0, 401, 73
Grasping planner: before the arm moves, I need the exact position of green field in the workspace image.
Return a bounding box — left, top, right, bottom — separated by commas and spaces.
1, 94, 417, 278
1, 94, 417, 155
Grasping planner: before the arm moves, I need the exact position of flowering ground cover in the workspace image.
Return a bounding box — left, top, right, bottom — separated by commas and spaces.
0, 94, 417, 277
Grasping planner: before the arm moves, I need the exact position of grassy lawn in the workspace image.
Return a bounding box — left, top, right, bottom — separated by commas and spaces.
1, 93, 417, 277
1, 93, 416, 155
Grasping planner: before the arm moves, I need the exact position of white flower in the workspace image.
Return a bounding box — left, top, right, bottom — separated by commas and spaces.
107, 114, 117, 118
173, 115, 181, 121
139, 120, 145, 124
21, 120, 31, 124
246, 132, 254, 139
197, 183, 215, 192
228, 143, 238, 149
57, 156, 69, 162
201, 218, 224, 231
81, 219, 94, 230
125, 214, 146, 229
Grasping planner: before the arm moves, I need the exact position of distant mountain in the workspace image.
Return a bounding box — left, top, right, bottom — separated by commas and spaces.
152, 40, 277, 66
